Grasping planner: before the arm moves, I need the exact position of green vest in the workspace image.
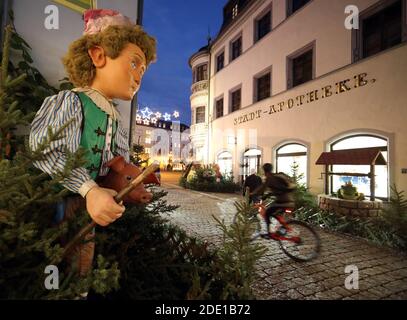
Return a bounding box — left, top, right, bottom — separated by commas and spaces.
76, 92, 118, 180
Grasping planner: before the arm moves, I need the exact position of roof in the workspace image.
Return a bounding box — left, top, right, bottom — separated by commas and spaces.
315, 147, 387, 165
136, 119, 190, 132
188, 44, 210, 67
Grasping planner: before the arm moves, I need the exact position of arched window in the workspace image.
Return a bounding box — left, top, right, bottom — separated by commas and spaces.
243, 148, 262, 177
276, 143, 307, 186
330, 135, 388, 198
217, 151, 233, 176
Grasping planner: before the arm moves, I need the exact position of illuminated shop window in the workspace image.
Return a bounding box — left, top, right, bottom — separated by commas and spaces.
276, 143, 307, 186
243, 148, 262, 177
331, 135, 388, 198
217, 151, 233, 176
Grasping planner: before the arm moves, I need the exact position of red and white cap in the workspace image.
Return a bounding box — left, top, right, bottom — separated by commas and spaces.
83, 9, 134, 35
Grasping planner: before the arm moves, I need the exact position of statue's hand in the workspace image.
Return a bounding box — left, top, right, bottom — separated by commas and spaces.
85, 186, 125, 226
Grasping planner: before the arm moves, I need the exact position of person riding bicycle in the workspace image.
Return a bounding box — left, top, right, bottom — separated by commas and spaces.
243, 168, 262, 203
250, 163, 297, 235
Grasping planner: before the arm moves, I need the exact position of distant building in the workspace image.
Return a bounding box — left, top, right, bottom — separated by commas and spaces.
131, 118, 191, 169
189, 0, 407, 199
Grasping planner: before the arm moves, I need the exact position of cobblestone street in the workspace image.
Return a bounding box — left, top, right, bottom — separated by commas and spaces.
159, 174, 407, 300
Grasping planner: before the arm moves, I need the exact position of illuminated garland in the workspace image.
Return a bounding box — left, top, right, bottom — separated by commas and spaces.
136, 106, 180, 125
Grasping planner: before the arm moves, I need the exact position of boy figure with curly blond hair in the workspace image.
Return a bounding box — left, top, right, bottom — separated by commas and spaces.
29, 9, 156, 274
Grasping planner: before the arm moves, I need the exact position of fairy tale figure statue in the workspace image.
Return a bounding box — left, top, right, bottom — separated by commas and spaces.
29, 9, 157, 275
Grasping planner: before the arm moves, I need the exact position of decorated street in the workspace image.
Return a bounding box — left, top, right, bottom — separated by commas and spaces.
159, 172, 407, 300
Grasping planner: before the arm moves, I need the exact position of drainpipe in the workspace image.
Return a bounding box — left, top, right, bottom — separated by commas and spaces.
129, 0, 144, 147
206, 37, 211, 165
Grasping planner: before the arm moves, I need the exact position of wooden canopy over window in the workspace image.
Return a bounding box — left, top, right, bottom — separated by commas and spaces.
316, 147, 387, 165
315, 147, 387, 201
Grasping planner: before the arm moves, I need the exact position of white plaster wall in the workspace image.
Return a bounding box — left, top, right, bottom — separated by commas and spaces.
210, 44, 407, 194
209, 0, 387, 119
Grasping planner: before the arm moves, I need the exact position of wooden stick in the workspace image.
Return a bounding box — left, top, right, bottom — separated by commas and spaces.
56, 163, 159, 263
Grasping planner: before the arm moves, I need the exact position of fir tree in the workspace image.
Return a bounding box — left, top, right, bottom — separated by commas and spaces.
289, 160, 317, 209
130, 140, 149, 167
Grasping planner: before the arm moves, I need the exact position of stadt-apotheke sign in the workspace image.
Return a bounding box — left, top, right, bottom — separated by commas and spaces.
234, 73, 376, 126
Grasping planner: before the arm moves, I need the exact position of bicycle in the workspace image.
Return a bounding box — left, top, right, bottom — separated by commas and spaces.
233, 198, 321, 262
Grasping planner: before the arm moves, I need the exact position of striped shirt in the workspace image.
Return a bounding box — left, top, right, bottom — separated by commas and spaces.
29, 90, 130, 197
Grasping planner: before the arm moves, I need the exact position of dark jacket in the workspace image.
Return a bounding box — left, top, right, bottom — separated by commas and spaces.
252, 173, 296, 204
243, 174, 263, 196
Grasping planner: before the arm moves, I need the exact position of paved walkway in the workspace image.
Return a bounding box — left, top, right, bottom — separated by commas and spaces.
159, 181, 407, 300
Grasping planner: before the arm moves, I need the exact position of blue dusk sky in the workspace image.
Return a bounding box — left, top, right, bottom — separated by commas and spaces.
138, 0, 225, 126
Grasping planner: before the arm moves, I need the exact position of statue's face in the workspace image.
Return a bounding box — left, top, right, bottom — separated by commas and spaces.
106, 43, 147, 100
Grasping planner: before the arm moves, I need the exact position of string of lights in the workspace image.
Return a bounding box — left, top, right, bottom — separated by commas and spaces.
136, 106, 180, 126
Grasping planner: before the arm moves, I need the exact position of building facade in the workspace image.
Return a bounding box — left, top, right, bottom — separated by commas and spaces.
189, 0, 407, 199
131, 118, 190, 169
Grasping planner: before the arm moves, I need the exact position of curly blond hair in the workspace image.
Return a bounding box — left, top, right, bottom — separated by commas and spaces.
62, 25, 157, 87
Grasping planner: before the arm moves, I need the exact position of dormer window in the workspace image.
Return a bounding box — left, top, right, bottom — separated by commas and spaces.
232, 4, 239, 19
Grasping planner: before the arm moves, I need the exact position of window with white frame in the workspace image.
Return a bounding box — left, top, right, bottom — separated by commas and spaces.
215, 98, 224, 119
353, 0, 406, 62
330, 135, 389, 199
230, 88, 241, 112
288, 45, 314, 89
254, 71, 271, 102
287, 0, 311, 17
276, 143, 307, 186
217, 151, 233, 176
196, 106, 206, 124
255, 10, 271, 42
216, 51, 225, 72
243, 148, 262, 177
230, 36, 242, 61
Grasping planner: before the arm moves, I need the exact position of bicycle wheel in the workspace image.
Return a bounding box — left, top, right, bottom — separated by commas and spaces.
278, 220, 320, 262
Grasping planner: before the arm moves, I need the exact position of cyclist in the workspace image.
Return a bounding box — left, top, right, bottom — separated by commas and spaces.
250, 163, 297, 235
243, 168, 262, 203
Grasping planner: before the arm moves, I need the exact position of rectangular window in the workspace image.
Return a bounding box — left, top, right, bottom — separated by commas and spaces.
216, 98, 224, 118
145, 137, 151, 144
290, 48, 313, 88
230, 36, 242, 61
362, 0, 402, 59
194, 64, 208, 83
287, 0, 311, 16
256, 11, 271, 42
231, 89, 241, 112
216, 51, 225, 72
256, 73, 271, 102
196, 106, 206, 124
